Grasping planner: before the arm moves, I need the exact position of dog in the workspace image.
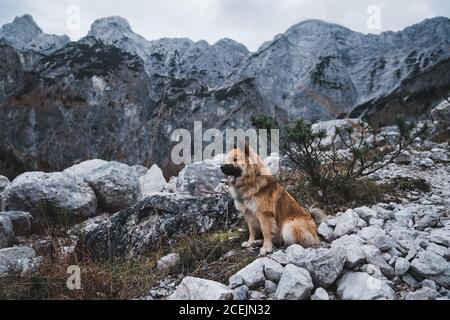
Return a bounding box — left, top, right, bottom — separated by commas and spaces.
221, 143, 320, 255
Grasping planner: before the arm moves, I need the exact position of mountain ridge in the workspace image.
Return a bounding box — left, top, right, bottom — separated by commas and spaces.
0, 14, 449, 172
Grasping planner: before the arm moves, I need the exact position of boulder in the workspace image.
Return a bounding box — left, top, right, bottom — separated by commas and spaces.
131, 165, 149, 178
318, 222, 334, 242
354, 206, 378, 223
139, 165, 167, 199
372, 204, 395, 221
336, 272, 396, 300
285, 244, 306, 265
264, 280, 277, 294
233, 285, 249, 300
0, 246, 36, 277
0, 175, 10, 193
389, 226, 427, 252
333, 209, 360, 238
229, 259, 265, 289
415, 207, 442, 230
394, 151, 412, 165
311, 287, 330, 300
249, 291, 266, 300
288, 246, 347, 288
270, 250, 290, 266
394, 257, 411, 276
85, 162, 140, 212
0, 216, 14, 248
427, 243, 450, 259
176, 160, 223, 194
411, 250, 450, 288
0, 211, 33, 236
275, 264, 313, 300
362, 245, 395, 278
2, 172, 97, 224
258, 258, 284, 283
428, 228, 450, 247
429, 149, 450, 163
311, 119, 365, 148
170, 277, 233, 300
361, 264, 385, 280
430, 99, 450, 143
373, 235, 393, 252
331, 235, 366, 268
402, 273, 420, 289
358, 226, 386, 243
62, 159, 108, 179
78, 192, 237, 261
394, 208, 415, 228
369, 218, 385, 227
405, 280, 440, 300
343, 246, 366, 269
332, 234, 365, 248
156, 253, 179, 271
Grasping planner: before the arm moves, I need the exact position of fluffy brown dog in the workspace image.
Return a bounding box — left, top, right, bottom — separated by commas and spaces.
221, 144, 320, 255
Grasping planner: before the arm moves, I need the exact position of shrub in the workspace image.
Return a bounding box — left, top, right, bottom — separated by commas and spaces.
252, 114, 428, 194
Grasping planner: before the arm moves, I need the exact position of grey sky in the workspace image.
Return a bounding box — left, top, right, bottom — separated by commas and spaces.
0, 0, 449, 51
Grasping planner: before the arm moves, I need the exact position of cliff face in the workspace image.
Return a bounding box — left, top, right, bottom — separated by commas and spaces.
350, 58, 450, 128
0, 42, 24, 103
1, 15, 449, 173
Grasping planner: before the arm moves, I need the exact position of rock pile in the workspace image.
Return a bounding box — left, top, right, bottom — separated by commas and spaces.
167, 143, 450, 300
0, 138, 449, 300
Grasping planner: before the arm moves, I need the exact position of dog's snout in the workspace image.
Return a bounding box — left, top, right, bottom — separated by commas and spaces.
221, 164, 242, 177
220, 164, 233, 174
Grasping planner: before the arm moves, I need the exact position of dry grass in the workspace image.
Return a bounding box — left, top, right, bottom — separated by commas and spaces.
172, 231, 256, 284
0, 225, 253, 300
279, 168, 430, 215
0, 245, 166, 300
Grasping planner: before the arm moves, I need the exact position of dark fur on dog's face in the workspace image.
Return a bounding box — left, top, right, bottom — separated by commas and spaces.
221, 148, 248, 178
220, 164, 242, 177
221, 147, 266, 181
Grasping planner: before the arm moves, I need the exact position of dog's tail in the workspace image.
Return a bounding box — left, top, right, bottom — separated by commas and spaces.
307, 204, 328, 226
281, 217, 321, 248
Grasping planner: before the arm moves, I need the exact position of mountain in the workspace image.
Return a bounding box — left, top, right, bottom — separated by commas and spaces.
233, 18, 450, 120
349, 57, 450, 128
0, 15, 449, 174
0, 14, 69, 55
86, 16, 250, 88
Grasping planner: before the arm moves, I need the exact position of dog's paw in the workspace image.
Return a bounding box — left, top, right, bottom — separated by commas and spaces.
241, 241, 254, 248
259, 247, 273, 256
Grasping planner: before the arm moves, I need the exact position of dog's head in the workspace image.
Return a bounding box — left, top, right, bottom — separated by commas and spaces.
220, 143, 269, 182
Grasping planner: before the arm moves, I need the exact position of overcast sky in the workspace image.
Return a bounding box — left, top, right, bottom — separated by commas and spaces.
1, 0, 449, 51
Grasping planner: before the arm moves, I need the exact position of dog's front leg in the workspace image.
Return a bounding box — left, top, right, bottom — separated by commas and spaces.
242, 213, 259, 248
257, 211, 276, 256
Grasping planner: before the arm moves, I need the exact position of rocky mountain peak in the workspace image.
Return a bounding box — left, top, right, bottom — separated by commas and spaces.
88, 16, 134, 42
288, 19, 351, 32
214, 38, 248, 49
279, 19, 353, 43
0, 14, 42, 45
9, 14, 42, 34
411, 16, 450, 29
0, 14, 69, 54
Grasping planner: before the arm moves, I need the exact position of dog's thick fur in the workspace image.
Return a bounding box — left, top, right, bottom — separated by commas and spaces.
221, 144, 320, 255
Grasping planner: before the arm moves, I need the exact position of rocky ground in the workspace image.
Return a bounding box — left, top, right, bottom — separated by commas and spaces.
158, 140, 450, 301
0, 121, 449, 300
